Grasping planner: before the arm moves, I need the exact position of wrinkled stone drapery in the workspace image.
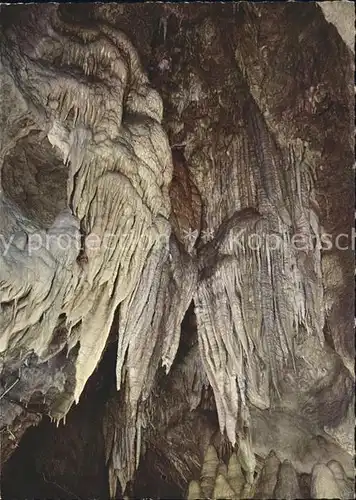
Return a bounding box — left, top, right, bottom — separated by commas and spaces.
0, 3, 354, 498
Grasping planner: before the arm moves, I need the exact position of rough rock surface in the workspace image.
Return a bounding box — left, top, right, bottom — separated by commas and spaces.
0, 3, 354, 499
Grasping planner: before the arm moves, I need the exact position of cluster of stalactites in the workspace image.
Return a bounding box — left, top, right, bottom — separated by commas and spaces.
0, 7, 329, 496
0, 9, 184, 488
104, 234, 198, 495
194, 137, 324, 444
37, 10, 199, 495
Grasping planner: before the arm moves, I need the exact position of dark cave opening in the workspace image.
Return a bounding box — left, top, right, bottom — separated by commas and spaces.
1, 337, 116, 500
1, 303, 205, 500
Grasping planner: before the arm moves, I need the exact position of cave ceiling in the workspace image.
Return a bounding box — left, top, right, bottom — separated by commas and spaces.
0, 2, 354, 499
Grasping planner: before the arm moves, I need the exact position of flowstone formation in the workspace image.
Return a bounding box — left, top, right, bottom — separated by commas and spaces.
0, 3, 354, 499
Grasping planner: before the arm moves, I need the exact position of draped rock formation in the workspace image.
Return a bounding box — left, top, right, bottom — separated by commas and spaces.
0, 3, 354, 499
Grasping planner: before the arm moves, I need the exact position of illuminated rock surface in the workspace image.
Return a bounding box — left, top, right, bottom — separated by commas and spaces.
0, 4, 354, 499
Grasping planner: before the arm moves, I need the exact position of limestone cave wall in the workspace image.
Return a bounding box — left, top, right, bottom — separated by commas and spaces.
0, 3, 354, 499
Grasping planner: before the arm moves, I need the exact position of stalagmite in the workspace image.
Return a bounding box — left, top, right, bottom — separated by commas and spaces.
187, 480, 202, 500
227, 452, 245, 497
213, 473, 236, 499
200, 445, 219, 498
254, 450, 281, 499
237, 433, 256, 485
273, 460, 301, 500
327, 460, 354, 498
311, 463, 343, 499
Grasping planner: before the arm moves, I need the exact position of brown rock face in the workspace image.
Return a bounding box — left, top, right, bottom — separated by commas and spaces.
0, 4, 354, 499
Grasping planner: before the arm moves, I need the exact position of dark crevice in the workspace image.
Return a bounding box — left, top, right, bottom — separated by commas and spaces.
1, 336, 118, 500
323, 319, 336, 351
